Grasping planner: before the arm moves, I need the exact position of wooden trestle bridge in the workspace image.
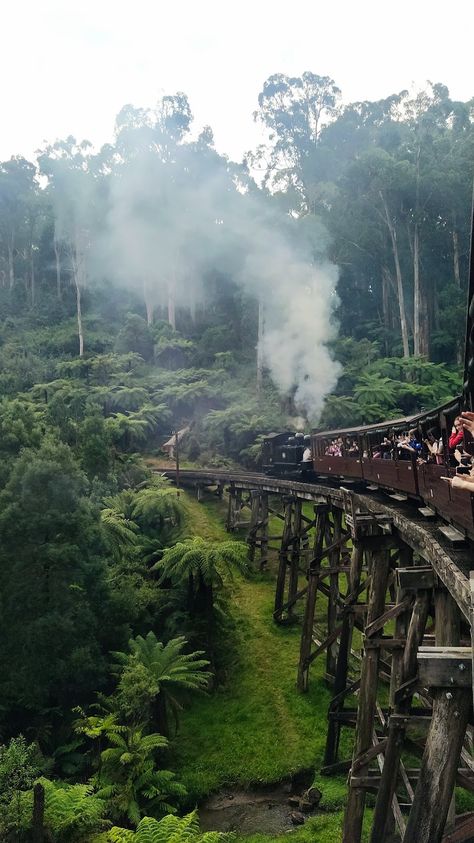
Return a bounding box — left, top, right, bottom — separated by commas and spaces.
163, 467, 474, 843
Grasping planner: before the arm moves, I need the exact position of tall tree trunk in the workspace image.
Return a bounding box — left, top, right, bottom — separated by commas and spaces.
75, 279, 84, 357
413, 220, 421, 355
381, 266, 392, 353
167, 280, 176, 329
412, 138, 429, 358
380, 191, 410, 357
54, 235, 62, 300
8, 237, 14, 289
143, 280, 154, 325
452, 218, 461, 288
32, 782, 45, 843
256, 297, 265, 395
30, 251, 35, 307
153, 693, 169, 738
72, 233, 85, 357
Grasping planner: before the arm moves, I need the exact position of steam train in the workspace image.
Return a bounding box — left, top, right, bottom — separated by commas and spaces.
262, 208, 474, 539
262, 397, 474, 538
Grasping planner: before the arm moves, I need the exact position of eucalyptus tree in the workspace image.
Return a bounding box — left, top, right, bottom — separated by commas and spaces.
0, 156, 38, 294
38, 138, 103, 355
251, 72, 341, 210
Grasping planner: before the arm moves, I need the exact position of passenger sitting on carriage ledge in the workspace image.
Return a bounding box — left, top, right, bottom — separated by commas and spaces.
448, 417, 464, 465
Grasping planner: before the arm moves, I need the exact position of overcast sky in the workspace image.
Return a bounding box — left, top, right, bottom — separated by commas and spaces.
2, 0, 472, 163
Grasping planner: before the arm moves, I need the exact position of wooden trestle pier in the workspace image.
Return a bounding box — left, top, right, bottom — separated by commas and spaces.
162, 468, 474, 842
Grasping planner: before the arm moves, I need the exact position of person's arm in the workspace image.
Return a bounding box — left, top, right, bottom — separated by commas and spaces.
448, 430, 464, 449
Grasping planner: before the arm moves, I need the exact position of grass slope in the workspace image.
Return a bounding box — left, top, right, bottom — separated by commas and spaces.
170, 492, 357, 840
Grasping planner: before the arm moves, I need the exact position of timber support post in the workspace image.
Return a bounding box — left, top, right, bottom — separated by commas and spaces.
324, 539, 364, 766
343, 544, 390, 843
288, 499, 303, 613
297, 504, 329, 692
274, 497, 295, 621
403, 675, 471, 843
326, 507, 343, 680
274, 497, 310, 623
247, 490, 269, 570
226, 486, 244, 532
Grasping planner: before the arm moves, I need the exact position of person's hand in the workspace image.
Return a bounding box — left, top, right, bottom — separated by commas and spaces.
440, 476, 452, 485
461, 411, 474, 435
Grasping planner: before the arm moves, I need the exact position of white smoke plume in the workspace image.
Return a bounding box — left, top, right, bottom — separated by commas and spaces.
86, 100, 341, 420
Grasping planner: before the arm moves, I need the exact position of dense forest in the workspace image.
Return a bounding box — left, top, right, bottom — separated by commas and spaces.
0, 74, 473, 841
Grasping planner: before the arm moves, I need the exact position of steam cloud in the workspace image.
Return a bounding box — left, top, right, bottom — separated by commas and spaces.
86, 113, 341, 420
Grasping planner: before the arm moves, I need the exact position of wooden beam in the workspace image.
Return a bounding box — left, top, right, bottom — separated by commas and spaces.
397, 566, 436, 591
365, 595, 412, 638
417, 649, 472, 689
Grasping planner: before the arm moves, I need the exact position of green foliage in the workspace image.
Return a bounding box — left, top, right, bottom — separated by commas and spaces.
35, 777, 109, 842
96, 725, 185, 825
0, 735, 40, 836
155, 538, 249, 591
113, 633, 210, 733
103, 483, 184, 559
94, 809, 235, 842
78, 412, 112, 478
106, 404, 170, 451
0, 438, 111, 718
115, 315, 154, 362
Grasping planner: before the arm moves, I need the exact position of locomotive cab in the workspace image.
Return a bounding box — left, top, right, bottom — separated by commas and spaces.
263, 431, 314, 477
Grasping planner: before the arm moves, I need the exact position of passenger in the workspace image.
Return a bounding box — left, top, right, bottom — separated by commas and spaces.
302, 436, 312, 462
325, 439, 342, 457
399, 429, 422, 459
348, 440, 359, 457
423, 429, 441, 464
448, 417, 464, 466
379, 436, 393, 460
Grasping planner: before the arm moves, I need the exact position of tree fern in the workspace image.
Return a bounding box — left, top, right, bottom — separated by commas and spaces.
154, 538, 249, 589
113, 633, 210, 734
101, 507, 139, 560
92, 810, 235, 842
